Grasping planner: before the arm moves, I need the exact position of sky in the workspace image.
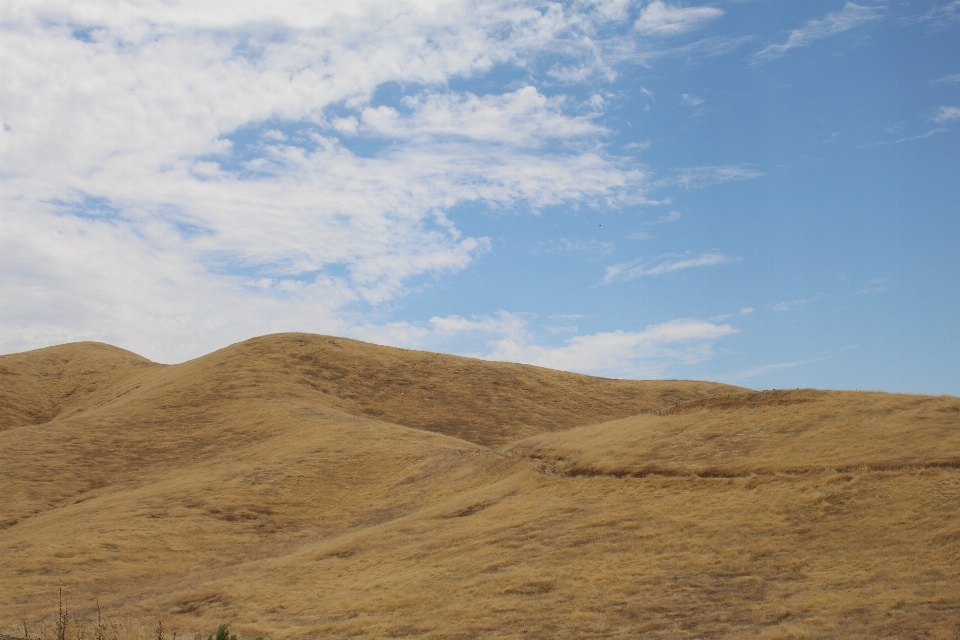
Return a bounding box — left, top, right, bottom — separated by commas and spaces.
1, 0, 958, 394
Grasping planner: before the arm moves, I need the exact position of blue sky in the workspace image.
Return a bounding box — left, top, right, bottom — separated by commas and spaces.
1, 0, 958, 394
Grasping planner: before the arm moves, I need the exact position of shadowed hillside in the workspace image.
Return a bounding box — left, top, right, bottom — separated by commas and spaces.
0, 342, 160, 430
2, 335, 958, 639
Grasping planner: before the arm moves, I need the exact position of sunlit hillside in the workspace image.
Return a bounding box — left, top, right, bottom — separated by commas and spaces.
2, 334, 958, 639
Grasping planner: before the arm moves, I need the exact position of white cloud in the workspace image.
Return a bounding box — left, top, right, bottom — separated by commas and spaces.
681, 93, 703, 106
586, 0, 634, 22
751, 2, 883, 64
671, 165, 765, 188
332, 117, 360, 135
0, 204, 359, 360
918, 1, 960, 27
489, 319, 737, 376
859, 127, 949, 147
933, 106, 960, 122
536, 238, 615, 255
363, 86, 607, 146
604, 251, 731, 283
726, 345, 858, 382
855, 278, 890, 295
931, 73, 960, 84
643, 210, 681, 225
428, 311, 532, 343
728, 356, 825, 380
771, 298, 816, 312
0, 0, 649, 362
635, 1, 724, 36
739, 307, 755, 314
261, 130, 287, 142
632, 34, 752, 68
361, 312, 738, 378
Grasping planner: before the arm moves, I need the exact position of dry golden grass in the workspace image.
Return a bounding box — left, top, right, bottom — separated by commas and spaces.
503, 388, 960, 477
0, 342, 159, 431
2, 333, 958, 639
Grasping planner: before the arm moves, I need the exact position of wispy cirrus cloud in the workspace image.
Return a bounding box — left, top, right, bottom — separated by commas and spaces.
931, 73, 960, 84
635, 1, 724, 36
671, 165, 766, 188
642, 35, 753, 63
919, 0, 960, 27
725, 345, 858, 382
643, 210, 681, 225
855, 278, 890, 295
728, 356, 827, 381
771, 297, 817, 312
751, 2, 884, 64
604, 251, 732, 283
933, 106, 960, 122
535, 237, 615, 255
859, 127, 949, 147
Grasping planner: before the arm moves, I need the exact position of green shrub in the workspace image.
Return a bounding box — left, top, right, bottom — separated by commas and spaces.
208, 625, 237, 640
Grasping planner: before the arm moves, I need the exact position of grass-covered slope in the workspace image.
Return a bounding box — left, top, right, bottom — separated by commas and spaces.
0, 341, 160, 431
165, 333, 741, 447
0, 333, 736, 527
503, 388, 960, 476
1, 335, 958, 639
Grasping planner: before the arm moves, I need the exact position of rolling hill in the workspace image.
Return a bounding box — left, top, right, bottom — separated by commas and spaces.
2, 334, 958, 639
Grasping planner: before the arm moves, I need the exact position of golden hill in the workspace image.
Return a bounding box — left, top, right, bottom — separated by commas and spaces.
1, 334, 958, 639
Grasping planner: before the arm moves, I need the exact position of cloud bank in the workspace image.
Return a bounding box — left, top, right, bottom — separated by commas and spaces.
0, 0, 649, 362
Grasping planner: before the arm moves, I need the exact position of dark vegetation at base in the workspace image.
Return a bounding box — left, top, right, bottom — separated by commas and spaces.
8, 588, 258, 640
8, 589, 259, 640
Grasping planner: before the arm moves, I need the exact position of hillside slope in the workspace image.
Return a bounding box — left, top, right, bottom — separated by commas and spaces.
503, 388, 960, 476
160, 333, 742, 446
0, 342, 160, 431
1, 333, 737, 614
132, 388, 958, 639
0, 333, 739, 526
2, 335, 958, 639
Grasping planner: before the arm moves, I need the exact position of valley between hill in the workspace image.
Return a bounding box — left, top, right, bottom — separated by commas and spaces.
2, 334, 958, 639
